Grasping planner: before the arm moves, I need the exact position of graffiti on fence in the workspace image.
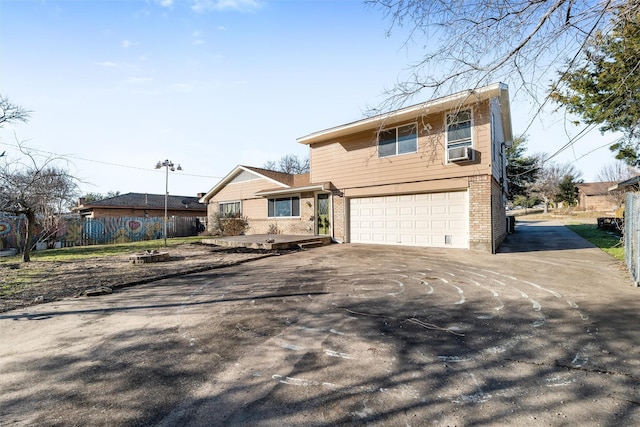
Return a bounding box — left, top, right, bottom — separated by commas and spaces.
0, 216, 26, 250
0, 215, 204, 249
77, 217, 165, 245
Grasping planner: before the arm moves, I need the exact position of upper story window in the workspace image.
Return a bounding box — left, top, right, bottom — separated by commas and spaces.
446, 110, 473, 149
219, 201, 241, 217
446, 109, 473, 162
268, 196, 300, 218
378, 123, 418, 158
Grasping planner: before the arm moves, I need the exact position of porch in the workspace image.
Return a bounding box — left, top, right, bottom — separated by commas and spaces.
202, 234, 333, 250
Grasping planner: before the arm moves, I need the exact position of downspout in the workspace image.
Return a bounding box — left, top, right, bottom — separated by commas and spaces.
491, 192, 495, 254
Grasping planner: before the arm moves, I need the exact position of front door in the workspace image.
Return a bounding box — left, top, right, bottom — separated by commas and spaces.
316, 193, 330, 235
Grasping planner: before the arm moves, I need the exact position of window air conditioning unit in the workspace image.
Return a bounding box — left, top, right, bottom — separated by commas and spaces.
448, 146, 472, 162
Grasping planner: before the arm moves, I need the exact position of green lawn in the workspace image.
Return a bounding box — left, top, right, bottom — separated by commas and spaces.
566, 224, 624, 261
0, 236, 203, 263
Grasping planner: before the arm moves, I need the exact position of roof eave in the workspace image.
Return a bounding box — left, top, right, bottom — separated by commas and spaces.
255, 184, 326, 197
199, 165, 290, 203
297, 83, 507, 145
609, 176, 640, 192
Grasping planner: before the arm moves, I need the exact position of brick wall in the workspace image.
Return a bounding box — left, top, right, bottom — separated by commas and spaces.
491, 178, 507, 251
207, 195, 317, 236
468, 174, 508, 253
331, 191, 345, 242
468, 175, 493, 252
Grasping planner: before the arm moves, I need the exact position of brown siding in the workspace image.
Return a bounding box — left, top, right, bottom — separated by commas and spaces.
213, 178, 282, 202
343, 177, 469, 198
242, 199, 268, 218
310, 100, 493, 191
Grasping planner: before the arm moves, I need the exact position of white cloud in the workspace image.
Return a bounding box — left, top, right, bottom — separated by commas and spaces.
96, 61, 118, 68
192, 30, 204, 45
125, 77, 154, 84
168, 83, 193, 92
216, 25, 226, 31
154, 0, 262, 13
122, 40, 139, 48
191, 0, 264, 13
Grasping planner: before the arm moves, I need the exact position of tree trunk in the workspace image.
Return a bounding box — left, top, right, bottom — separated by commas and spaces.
22, 209, 35, 262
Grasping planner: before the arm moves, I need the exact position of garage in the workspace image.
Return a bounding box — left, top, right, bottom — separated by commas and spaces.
349, 191, 469, 248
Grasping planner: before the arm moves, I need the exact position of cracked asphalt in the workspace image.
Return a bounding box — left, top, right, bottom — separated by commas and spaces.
1, 219, 639, 426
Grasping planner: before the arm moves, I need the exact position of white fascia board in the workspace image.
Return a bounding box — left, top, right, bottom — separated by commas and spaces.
297, 83, 506, 145
609, 176, 640, 192
498, 84, 514, 146
255, 184, 326, 197
199, 165, 290, 203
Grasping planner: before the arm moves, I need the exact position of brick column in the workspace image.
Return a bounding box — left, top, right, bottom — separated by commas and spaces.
468, 175, 492, 252
331, 192, 345, 242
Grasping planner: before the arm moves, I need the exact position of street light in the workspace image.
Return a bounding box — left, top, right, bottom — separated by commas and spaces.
155, 159, 182, 247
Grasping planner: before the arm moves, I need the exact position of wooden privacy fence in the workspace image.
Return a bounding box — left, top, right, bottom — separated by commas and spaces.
0, 215, 206, 250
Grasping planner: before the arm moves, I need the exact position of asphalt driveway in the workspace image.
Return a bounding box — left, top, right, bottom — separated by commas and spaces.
2, 219, 639, 426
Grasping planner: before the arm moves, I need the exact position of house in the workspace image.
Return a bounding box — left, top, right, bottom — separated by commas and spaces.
576, 182, 618, 211
74, 192, 207, 219
609, 176, 640, 193
200, 83, 513, 253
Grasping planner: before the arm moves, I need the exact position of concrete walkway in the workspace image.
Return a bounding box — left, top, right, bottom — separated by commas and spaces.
499, 218, 597, 253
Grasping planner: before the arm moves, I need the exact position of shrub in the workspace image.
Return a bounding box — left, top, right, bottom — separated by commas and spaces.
267, 223, 281, 235
211, 213, 249, 236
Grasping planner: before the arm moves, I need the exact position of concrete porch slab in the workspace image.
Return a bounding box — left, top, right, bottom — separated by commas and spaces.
201, 234, 332, 250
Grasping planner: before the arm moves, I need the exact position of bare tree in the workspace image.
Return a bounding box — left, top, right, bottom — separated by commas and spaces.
0, 95, 30, 127
597, 160, 638, 183
365, 1, 632, 111
597, 160, 638, 209
529, 160, 582, 213
264, 154, 310, 174
0, 143, 78, 262
0, 95, 30, 158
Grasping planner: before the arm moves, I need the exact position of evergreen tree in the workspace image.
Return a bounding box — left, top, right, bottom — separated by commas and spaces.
506, 135, 540, 201
551, 7, 640, 165
556, 175, 581, 206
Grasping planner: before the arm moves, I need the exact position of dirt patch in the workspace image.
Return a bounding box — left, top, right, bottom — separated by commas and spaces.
0, 243, 283, 313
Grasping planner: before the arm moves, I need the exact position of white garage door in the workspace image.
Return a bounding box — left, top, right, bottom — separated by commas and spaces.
349, 192, 469, 248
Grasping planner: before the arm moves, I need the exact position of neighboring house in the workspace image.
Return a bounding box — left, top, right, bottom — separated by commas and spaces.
576, 182, 617, 211
73, 192, 207, 219
609, 175, 640, 193
200, 83, 513, 252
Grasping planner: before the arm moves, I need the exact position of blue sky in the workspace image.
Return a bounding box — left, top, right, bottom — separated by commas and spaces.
0, 0, 618, 199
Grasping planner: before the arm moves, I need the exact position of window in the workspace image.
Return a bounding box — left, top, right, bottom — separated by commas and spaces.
268, 196, 300, 217
446, 109, 473, 162
378, 123, 417, 158
219, 201, 241, 217
446, 110, 473, 149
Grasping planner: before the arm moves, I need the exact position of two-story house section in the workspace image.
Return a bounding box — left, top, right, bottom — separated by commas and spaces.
200, 83, 513, 253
